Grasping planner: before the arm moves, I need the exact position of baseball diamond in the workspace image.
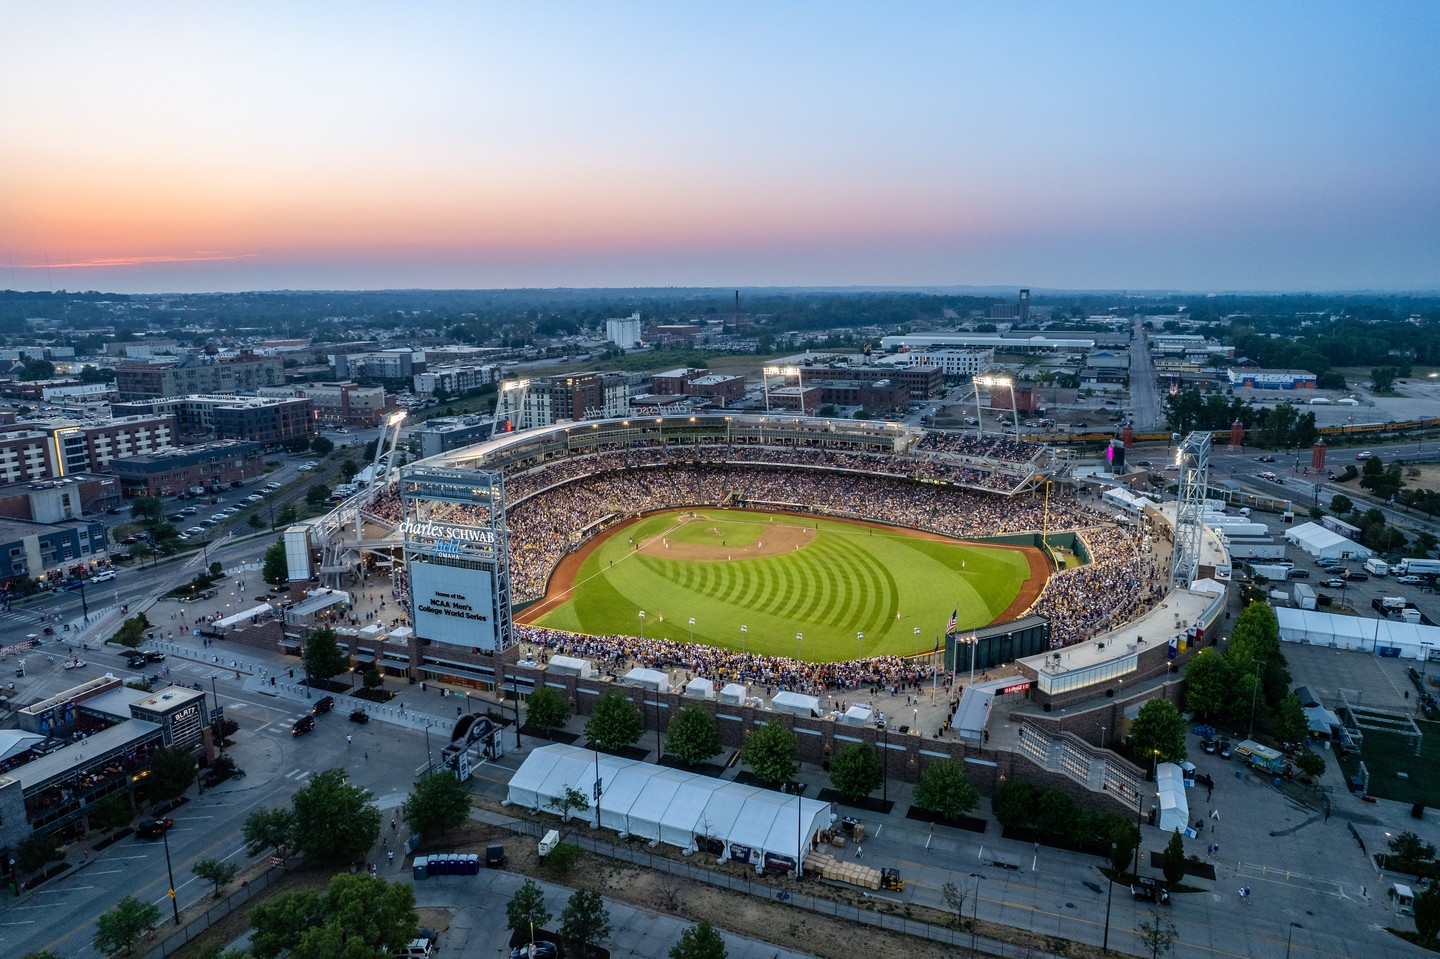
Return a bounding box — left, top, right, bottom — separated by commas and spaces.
519, 508, 1047, 660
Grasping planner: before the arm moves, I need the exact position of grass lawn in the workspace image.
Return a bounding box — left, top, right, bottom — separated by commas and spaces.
533, 508, 1032, 661
1336, 720, 1440, 808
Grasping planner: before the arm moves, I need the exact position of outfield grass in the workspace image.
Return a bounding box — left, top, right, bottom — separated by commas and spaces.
1335, 720, 1440, 808
533, 508, 1032, 661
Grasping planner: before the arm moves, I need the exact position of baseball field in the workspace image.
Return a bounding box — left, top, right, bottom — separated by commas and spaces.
524, 508, 1042, 661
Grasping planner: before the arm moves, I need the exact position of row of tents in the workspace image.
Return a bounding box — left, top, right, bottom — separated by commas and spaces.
506, 743, 830, 870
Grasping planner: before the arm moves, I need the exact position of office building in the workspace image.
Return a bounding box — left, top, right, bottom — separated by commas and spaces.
108, 441, 265, 498
114, 353, 286, 401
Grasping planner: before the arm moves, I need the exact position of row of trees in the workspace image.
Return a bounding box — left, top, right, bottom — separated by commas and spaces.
553, 687, 981, 818
1160, 387, 1319, 448
507, 876, 732, 959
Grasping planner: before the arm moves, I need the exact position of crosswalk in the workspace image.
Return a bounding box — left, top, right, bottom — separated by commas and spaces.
283, 769, 312, 783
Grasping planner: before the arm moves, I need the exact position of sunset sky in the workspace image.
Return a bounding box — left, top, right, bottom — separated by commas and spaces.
2, 2, 1437, 294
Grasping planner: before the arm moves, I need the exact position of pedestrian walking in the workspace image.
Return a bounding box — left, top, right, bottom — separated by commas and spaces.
346, 734, 353, 745
391, 818, 398, 832
364, 751, 369, 762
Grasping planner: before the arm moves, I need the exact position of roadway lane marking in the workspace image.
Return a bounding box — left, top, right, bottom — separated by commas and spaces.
0, 920, 37, 926
37, 885, 95, 893
89, 869, 124, 875
104, 855, 150, 861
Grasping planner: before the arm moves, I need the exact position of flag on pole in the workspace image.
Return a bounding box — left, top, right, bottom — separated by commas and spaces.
689, 617, 696, 625
741, 625, 747, 633
857, 632, 864, 639
947, 609, 958, 635
933, 635, 941, 654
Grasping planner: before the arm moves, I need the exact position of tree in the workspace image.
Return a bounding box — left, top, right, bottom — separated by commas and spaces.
88, 793, 134, 834
506, 878, 552, 937
585, 689, 643, 752
913, 758, 980, 821
289, 768, 381, 864
148, 747, 198, 803
527, 686, 571, 737
242, 806, 297, 860
1331, 493, 1354, 515
130, 496, 164, 522
277, 504, 299, 525
1182, 649, 1234, 721
302, 625, 349, 682
665, 704, 722, 767
363, 667, 383, 691
1128, 699, 1187, 764
940, 880, 969, 928
546, 786, 590, 822
1415, 879, 1440, 943
17, 832, 63, 876
741, 722, 798, 785
1389, 830, 1438, 864
1136, 910, 1178, 959
1109, 817, 1139, 876
22, 950, 65, 959
250, 873, 417, 959
1293, 750, 1326, 779
311, 435, 335, 456
248, 513, 265, 530
193, 857, 239, 898
262, 541, 288, 586
281, 434, 311, 454
19, 357, 56, 381
990, 778, 1037, 829
338, 458, 359, 481
93, 895, 161, 956
669, 920, 728, 959
543, 842, 582, 877
305, 483, 333, 508
1273, 694, 1308, 746
560, 888, 612, 958
1161, 829, 1186, 886
828, 741, 883, 801
402, 771, 472, 839
1371, 367, 1397, 393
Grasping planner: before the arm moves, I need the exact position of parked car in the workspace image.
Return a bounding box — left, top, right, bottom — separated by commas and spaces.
1131, 876, 1170, 904
312, 695, 335, 715
92, 569, 116, 582
1398, 575, 1424, 585
126, 654, 147, 669
348, 708, 369, 724
1344, 571, 1370, 582
509, 943, 558, 959
1357, 451, 1374, 460
143, 650, 166, 662
291, 716, 315, 736
1322, 578, 1346, 588
1287, 569, 1310, 579
246, 494, 264, 503
1200, 739, 1218, 754
136, 817, 175, 840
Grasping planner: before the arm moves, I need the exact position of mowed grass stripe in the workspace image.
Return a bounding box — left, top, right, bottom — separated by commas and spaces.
537, 508, 1033, 661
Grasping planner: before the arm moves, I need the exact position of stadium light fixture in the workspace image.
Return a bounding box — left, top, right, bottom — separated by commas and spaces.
974, 375, 1013, 389
386, 410, 408, 427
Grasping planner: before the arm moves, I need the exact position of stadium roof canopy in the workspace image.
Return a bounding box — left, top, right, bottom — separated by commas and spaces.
506, 743, 830, 862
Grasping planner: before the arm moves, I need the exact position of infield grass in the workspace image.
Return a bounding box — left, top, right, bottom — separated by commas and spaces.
532, 508, 1032, 661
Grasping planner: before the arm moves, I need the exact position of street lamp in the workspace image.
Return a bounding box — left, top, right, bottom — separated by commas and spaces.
968, 873, 983, 958
161, 826, 181, 925
1103, 841, 1116, 953
1247, 659, 1265, 740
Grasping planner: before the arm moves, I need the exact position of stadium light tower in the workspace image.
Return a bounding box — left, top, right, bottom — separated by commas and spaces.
763, 366, 806, 416
972, 375, 1018, 437
1169, 430, 1212, 589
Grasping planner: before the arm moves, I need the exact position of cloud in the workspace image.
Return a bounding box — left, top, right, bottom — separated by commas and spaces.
18, 252, 257, 269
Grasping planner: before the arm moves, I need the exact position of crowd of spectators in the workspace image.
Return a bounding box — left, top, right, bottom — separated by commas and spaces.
353, 433, 1169, 669
516, 623, 946, 698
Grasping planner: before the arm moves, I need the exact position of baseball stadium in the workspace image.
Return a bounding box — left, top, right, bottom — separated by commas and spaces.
306, 414, 1179, 681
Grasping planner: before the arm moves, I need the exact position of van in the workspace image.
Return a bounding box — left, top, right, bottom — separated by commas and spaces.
394, 939, 433, 959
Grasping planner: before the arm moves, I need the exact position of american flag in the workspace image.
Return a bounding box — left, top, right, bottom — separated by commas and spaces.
947, 609, 958, 634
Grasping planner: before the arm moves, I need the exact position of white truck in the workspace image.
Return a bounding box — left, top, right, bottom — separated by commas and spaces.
1251, 563, 1293, 581
1363, 558, 1390, 577
1393, 558, 1440, 577
1293, 584, 1317, 610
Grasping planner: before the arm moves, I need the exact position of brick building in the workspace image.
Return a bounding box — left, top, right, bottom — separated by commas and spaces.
108, 441, 265, 498
114, 353, 286, 401
113, 395, 313, 444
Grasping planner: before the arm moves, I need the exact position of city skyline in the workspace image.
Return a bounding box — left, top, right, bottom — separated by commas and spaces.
3, 1, 1437, 295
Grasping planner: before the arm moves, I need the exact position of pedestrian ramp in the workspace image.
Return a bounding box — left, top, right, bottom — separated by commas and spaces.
1234, 860, 1361, 899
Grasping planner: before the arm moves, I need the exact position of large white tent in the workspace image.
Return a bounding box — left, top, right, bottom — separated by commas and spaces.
1283, 522, 1371, 561
1155, 762, 1190, 834
1276, 607, 1440, 658
507, 744, 830, 868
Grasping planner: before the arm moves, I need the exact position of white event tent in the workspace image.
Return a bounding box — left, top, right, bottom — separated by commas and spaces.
507, 744, 830, 867
1283, 522, 1371, 561
1276, 608, 1440, 659
1155, 762, 1190, 834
